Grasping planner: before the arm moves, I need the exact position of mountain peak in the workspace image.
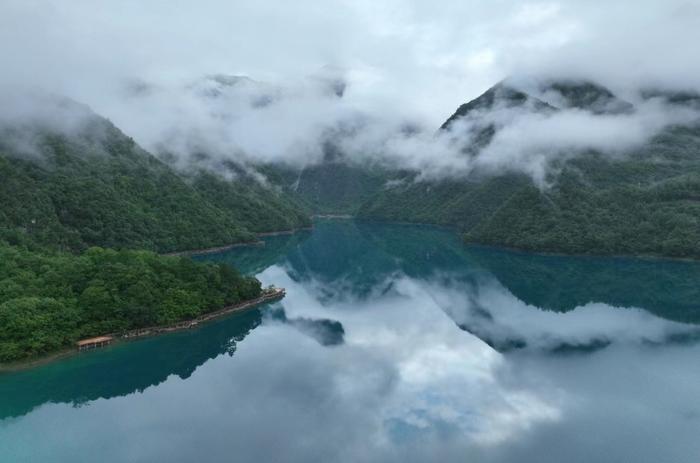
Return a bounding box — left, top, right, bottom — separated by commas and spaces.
539, 79, 634, 114
440, 81, 555, 131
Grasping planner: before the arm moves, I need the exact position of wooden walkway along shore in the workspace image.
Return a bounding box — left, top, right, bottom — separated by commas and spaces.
76, 287, 286, 351
77, 336, 114, 351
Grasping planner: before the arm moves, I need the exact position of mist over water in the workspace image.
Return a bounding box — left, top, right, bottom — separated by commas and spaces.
1, 220, 699, 462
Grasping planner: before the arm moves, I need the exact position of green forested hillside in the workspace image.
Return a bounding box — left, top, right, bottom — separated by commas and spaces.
268, 162, 389, 214
358, 173, 530, 229
357, 82, 700, 258
358, 128, 700, 258
0, 98, 311, 362
190, 170, 311, 233
0, 243, 261, 362
465, 126, 700, 257
0, 101, 310, 253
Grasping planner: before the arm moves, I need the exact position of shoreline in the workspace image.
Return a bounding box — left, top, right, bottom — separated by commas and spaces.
463, 240, 700, 264
164, 240, 265, 257
257, 226, 314, 237
164, 226, 313, 257
0, 288, 286, 373
355, 216, 700, 263
312, 214, 354, 219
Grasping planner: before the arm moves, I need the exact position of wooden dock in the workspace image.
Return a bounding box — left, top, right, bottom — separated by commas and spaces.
76, 336, 114, 351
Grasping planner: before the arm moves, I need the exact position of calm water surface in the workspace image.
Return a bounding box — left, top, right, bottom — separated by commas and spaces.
1, 219, 700, 462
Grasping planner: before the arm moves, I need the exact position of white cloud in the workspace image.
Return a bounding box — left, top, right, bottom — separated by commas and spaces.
0, 0, 698, 180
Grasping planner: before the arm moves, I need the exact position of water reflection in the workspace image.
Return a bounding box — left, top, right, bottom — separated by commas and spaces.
1, 220, 700, 462
266, 307, 346, 346
0, 310, 262, 420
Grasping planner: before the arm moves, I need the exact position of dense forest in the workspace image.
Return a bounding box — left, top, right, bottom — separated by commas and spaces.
0, 98, 310, 254
0, 96, 304, 363
268, 161, 391, 215
356, 82, 700, 258
190, 169, 311, 233
0, 242, 261, 362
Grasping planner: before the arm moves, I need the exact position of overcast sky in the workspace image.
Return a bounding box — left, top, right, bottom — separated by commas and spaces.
1, 0, 699, 172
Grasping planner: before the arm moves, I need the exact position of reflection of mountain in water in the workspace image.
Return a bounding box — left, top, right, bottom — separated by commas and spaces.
4, 219, 700, 419
462, 246, 700, 324
279, 220, 471, 301
0, 310, 262, 420
194, 230, 312, 275
279, 220, 700, 352
287, 220, 700, 326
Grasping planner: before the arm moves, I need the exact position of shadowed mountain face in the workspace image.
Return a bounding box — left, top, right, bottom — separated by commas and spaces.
440, 82, 557, 130
641, 88, 700, 108
540, 80, 634, 114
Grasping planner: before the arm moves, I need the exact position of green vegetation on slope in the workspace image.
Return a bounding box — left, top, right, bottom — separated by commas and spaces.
269, 162, 389, 215
0, 132, 254, 253
0, 97, 308, 362
190, 170, 311, 233
356, 82, 700, 259
0, 242, 261, 362
465, 127, 700, 258
0, 104, 310, 253
358, 127, 700, 258
358, 173, 530, 229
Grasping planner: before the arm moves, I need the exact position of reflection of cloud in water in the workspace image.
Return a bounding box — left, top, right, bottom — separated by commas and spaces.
3, 254, 700, 461
258, 266, 564, 447
412, 273, 700, 352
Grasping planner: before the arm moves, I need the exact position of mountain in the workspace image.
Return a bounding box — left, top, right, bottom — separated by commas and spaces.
641, 88, 700, 108
0, 94, 314, 363
357, 79, 700, 258
539, 79, 634, 114
440, 81, 556, 130
189, 168, 311, 233
440, 82, 557, 152
269, 162, 390, 215
0, 95, 310, 253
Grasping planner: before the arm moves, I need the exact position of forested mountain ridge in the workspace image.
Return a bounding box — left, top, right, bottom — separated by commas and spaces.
0, 96, 310, 253
268, 161, 391, 215
356, 80, 700, 258
0, 95, 308, 363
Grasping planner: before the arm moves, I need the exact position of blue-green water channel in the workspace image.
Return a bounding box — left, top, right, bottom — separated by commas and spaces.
1, 219, 699, 462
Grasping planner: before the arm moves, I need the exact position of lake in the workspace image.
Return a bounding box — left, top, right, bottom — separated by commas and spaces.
1, 219, 700, 462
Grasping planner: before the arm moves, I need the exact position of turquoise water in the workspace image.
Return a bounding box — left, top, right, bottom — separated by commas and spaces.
1, 219, 700, 462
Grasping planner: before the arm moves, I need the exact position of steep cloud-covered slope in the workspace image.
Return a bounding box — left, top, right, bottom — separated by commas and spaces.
0, 95, 309, 253
358, 80, 700, 258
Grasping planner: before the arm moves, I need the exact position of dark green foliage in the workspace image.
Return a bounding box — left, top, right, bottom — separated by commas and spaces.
0, 125, 256, 253
358, 173, 530, 229
465, 130, 700, 258
0, 107, 311, 253
0, 243, 261, 362
269, 162, 390, 214
358, 126, 700, 259
190, 170, 311, 233
356, 80, 700, 259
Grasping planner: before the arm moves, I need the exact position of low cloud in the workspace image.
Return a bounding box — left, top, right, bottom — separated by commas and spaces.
1, 0, 699, 184
429, 275, 700, 351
